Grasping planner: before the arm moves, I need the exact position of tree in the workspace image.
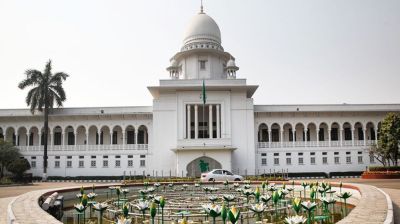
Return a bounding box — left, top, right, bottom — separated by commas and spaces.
7, 158, 31, 181
0, 139, 21, 178
370, 113, 400, 167
18, 60, 69, 180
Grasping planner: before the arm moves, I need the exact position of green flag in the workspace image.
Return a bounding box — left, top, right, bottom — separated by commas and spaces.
201, 79, 206, 104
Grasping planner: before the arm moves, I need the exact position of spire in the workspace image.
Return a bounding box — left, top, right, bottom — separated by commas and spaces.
200, 0, 204, 13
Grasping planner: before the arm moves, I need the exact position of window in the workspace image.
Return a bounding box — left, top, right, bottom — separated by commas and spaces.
322, 157, 328, 164
334, 157, 340, 164
54, 132, 62, 145
370, 155, 375, 163
289, 129, 293, 141
213, 170, 223, 174
271, 129, 279, 142
79, 156, 84, 159
91, 160, 96, 167
358, 156, 363, 164
66, 161, 72, 168
298, 157, 304, 165
310, 157, 315, 165
331, 128, 338, 141
140, 155, 146, 158
79, 161, 84, 168
274, 158, 279, 165
91, 155, 96, 159
346, 151, 351, 155
67, 132, 75, 145
31, 161, 36, 168
31, 156, 36, 159
358, 128, 364, 140
261, 158, 267, 166
55, 161, 60, 168
319, 128, 325, 141
346, 156, 351, 164
334, 152, 339, 155
127, 131, 135, 144
274, 153, 279, 156
115, 160, 121, 167
344, 128, 352, 140
103, 155, 108, 159
140, 160, 146, 167
116, 155, 121, 159
286, 153, 291, 156
322, 152, 327, 156
286, 157, 292, 165
67, 156, 72, 159
103, 160, 108, 167
128, 155, 133, 158
112, 131, 118, 144
128, 160, 133, 167
298, 152, 303, 156
261, 153, 267, 156
310, 152, 315, 156
199, 60, 206, 70
55, 156, 60, 159
358, 151, 362, 155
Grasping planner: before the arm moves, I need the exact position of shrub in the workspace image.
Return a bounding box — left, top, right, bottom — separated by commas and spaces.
7, 158, 30, 181
368, 166, 400, 172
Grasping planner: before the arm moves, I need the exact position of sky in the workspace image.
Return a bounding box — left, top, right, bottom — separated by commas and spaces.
0, 0, 399, 109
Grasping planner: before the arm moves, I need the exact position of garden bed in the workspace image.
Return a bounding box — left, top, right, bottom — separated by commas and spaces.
361, 171, 400, 179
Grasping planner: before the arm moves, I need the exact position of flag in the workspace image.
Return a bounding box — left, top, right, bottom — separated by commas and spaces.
201, 79, 206, 104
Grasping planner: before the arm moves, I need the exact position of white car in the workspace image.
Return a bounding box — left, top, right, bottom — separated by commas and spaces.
200, 169, 244, 182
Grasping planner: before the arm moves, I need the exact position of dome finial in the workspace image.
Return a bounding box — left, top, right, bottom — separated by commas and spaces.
200, 0, 204, 13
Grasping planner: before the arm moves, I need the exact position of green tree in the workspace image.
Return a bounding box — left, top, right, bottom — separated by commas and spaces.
378, 113, 400, 166
18, 60, 69, 180
0, 139, 21, 178
7, 158, 31, 181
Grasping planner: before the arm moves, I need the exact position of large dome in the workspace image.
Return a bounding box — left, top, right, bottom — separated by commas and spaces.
182, 12, 221, 47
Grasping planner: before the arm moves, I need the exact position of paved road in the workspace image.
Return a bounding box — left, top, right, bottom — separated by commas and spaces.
0, 197, 16, 224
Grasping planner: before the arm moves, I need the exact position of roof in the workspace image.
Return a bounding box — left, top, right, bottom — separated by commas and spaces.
254, 104, 400, 113
0, 106, 153, 117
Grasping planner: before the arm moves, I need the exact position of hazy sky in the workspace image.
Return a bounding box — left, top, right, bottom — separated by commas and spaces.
0, 0, 399, 109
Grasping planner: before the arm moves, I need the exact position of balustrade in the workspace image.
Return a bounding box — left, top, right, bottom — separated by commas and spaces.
17, 144, 149, 151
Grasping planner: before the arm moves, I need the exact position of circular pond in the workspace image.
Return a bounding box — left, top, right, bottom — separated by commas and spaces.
59, 181, 355, 224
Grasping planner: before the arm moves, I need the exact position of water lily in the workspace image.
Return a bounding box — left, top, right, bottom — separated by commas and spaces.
74, 203, 85, 213
87, 192, 97, 200
182, 184, 189, 190
301, 182, 308, 198
242, 189, 253, 203
222, 194, 236, 207
292, 197, 302, 214
249, 203, 266, 221
154, 182, 161, 188
202, 203, 221, 224
243, 184, 251, 189
267, 185, 276, 192
337, 192, 352, 215
81, 194, 88, 207
260, 194, 271, 204
93, 202, 108, 224
194, 183, 200, 188
228, 206, 240, 224
117, 216, 132, 224
284, 215, 307, 224
208, 195, 218, 203
233, 183, 240, 188
135, 200, 150, 219
301, 201, 317, 224
147, 187, 155, 193
209, 187, 219, 193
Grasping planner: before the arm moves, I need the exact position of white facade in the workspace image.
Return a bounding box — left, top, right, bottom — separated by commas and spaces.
1, 8, 399, 177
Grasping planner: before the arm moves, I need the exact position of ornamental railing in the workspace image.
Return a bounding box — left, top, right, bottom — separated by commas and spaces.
17, 144, 149, 151
258, 139, 376, 149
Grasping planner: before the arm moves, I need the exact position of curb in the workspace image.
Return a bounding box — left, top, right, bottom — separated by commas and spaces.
7, 197, 18, 224
375, 187, 394, 224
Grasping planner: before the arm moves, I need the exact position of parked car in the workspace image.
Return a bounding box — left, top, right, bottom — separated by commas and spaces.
200, 169, 244, 182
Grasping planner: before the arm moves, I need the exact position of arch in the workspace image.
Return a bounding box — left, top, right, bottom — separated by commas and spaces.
294, 123, 305, 142
53, 126, 63, 145
28, 126, 39, 146
99, 126, 111, 145
307, 123, 317, 141
330, 122, 340, 141
125, 125, 136, 144
112, 125, 123, 145
342, 122, 352, 141
5, 127, 16, 145
257, 123, 268, 142
138, 125, 148, 144
88, 125, 98, 145
17, 127, 28, 146
354, 122, 364, 141
282, 123, 293, 142
76, 125, 86, 145
186, 156, 222, 177
0, 127, 3, 140
366, 122, 376, 141
318, 122, 329, 141
40, 127, 51, 146
65, 126, 75, 145
271, 123, 280, 142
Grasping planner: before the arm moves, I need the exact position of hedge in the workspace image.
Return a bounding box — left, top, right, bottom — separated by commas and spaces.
368, 166, 400, 172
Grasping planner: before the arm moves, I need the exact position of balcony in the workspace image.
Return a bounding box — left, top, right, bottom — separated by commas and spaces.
17, 144, 149, 152
258, 140, 376, 149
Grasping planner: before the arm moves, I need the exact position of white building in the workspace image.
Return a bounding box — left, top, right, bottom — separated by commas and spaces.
1, 7, 399, 178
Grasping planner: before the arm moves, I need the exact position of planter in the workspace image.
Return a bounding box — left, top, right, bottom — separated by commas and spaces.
361, 171, 400, 179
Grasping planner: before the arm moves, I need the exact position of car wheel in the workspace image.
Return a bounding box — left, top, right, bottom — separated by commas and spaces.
209, 178, 215, 182
234, 178, 241, 181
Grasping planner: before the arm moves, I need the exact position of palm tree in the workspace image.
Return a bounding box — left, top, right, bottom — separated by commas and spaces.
18, 60, 69, 180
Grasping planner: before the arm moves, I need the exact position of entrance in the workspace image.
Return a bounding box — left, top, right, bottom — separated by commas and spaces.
186, 156, 222, 177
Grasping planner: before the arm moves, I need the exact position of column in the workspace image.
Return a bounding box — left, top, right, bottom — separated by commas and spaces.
292, 130, 295, 147
216, 104, 220, 138
97, 131, 101, 149
39, 133, 42, 146
280, 130, 284, 147
194, 105, 198, 139
49, 132, 53, 146
340, 129, 343, 146
110, 132, 113, 145
328, 129, 331, 147
363, 128, 367, 146
27, 132, 30, 147
135, 130, 138, 145
122, 130, 126, 146
374, 130, 378, 145
62, 131, 65, 146
304, 128, 307, 147
86, 131, 89, 150
16, 134, 19, 146
351, 128, 355, 146
187, 105, 191, 139
316, 127, 319, 146
75, 131, 78, 147
209, 104, 213, 139
268, 129, 272, 148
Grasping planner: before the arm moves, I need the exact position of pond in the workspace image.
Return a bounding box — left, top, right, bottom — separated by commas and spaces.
60, 182, 354, 224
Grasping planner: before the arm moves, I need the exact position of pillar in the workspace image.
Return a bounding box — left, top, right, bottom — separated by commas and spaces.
62, 131, 65, 146
39, 133, 42, 146
194, 105, 198, 139
292, 130, 295, 147
209, 104, 213, 139
110, 132, 113, 145
216, 104, 220, 138
135, 130, 138, 145
363, 128, 367, 146
351, 128, 355, 146
16, 134, 19, 146
374, 130, 378, 145
268, 128, 272, 148
340, 129, 343, 146
316, 127, 319, 146
122, 129, 126, 146
187, 105, 191, 139
304, 128, 307, 147
75, 131, 78, 146
86, 131, 89, 149
27, 132, 30, 146
280, 130, 284, 147
328, 129, 331, 147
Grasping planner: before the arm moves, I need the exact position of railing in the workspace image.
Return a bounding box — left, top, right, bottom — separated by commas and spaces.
258, 139, 377, 149
17, 144, 149, 151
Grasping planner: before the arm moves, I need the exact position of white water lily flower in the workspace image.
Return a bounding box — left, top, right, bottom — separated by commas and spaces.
223, 194, 236, 201
249, 203, 266, 213
121, 188, 129, 194
301, 201, 317, 211
154, 183, 161, 187
76, 193, 83, 198
74, 203, 85, 212
284, 215, 307, 224
209, 187, 219, 192
233, 183, 240, 188
109, 186, 116, 190
243, 184, 251, 189
202, 203, 221, 216
208, 195, 218, 202
260, 194, 271, 202
117, 217, 132, 224
286, 186, 294, 191
322, 197, 336, 204
93, 202, 108, 211
194, 183, 200, 187
135, 200, 150, 211
87, 192, 97, 199
147, 187, 155, 193
183, 184, 189, 188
